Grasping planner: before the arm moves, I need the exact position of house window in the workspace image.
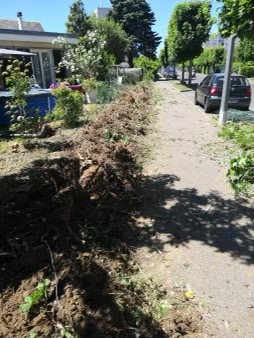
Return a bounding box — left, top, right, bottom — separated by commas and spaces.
30, 50, 55, 88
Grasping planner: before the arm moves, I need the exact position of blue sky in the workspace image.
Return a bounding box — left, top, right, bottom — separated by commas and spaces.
1, 0, 220, 51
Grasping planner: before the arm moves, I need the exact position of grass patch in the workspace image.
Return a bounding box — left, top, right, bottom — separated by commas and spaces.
172, 82, 193, 92
219, 122, 254, 197
0, 139, 9, 154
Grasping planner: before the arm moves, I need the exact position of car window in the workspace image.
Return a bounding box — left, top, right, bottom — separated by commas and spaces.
215, 76, 248, 87
231, 77, 247, 86
200, 76, 212, 86
216, 77, 224, 87
199, 75, 210, 86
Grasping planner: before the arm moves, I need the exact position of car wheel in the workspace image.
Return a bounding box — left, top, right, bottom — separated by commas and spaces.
194, 92, 199, 105
204, 98, 212, 113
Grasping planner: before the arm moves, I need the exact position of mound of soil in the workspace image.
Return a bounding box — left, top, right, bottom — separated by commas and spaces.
0, 84, 203, 338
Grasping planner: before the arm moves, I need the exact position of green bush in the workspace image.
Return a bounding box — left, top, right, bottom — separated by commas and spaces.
97, 81, 119, 103
219, 123, 254, 150
227, 151, 254, 195
134, 56, 159, 80
239, 61, 254, 77
51, 86, 84, 128
219, 122, 254, 196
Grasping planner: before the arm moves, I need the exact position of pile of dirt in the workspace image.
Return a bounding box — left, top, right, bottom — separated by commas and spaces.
0, 84, 203, 338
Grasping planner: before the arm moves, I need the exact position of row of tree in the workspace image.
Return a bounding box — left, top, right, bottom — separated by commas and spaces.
160, 0, 213, 85
62, 0, 254, 82
65, 0, 161, 69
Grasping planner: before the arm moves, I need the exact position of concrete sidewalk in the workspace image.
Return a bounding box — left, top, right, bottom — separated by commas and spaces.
138, 80, 254, 337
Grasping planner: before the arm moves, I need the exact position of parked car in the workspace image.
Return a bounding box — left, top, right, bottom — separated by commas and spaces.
194, 73, 251, 113
162, 66, 177, 80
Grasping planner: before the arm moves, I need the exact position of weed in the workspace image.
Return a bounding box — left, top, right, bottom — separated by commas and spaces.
60, 327, 73, 338
103, 128, 129, 144
219, 122, 254, 150
227, 150, 254, 196
28, 332, 38, 338
118, 274, 169, 324
19, 279, 50, 312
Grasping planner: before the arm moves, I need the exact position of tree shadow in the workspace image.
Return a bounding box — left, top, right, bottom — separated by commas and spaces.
137, 174, 254, 265
0, 154, 170, 337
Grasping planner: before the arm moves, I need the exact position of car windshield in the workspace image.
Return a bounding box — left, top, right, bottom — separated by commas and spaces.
216, 76, 248, 87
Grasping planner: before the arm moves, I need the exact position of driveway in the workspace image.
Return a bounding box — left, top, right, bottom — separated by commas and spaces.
137, 80, 254, 337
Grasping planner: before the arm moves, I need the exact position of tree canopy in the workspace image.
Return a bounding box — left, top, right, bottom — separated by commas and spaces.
217, 0, 254, 38
166, 0, 213, 64
108, 0, 161, 66
159, 40, 170, 66
235, 37, 254, 62
66, 0, 90, 36
87, 16, 129, 64
193, 46, 225, 72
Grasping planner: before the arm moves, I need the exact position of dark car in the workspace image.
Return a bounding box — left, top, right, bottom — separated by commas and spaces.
194, 73, 251, 113
162, 66, 177, 80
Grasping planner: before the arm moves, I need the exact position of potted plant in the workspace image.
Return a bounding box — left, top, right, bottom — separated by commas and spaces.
82, 78, 97, 104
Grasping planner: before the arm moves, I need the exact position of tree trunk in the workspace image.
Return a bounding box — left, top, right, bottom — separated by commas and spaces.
128, 53, 134, 68
188, 60, 193, 87
181, 63, 185, 82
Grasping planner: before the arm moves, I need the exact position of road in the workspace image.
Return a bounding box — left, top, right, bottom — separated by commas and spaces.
179, 73, 254, 111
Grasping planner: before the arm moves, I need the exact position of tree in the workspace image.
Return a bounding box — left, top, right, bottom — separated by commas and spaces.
66, 0, 90, 36
87, 16, 129, 64
108, 0, 161, 66
159, 40, 170, 66
235, 38, 254, 62
217, 0, 254, 38
167, 0, 213, 84
133, 56, 159, 80
193, 46, 225, 73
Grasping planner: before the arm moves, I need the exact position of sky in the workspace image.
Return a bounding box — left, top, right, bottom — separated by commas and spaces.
0, 0, 221, 51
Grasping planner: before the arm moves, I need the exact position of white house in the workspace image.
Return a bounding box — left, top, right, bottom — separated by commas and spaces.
0, 12, 77, 88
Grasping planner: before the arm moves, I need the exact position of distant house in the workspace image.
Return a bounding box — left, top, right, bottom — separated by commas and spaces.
204, 35, 239, 50
92, 6, 111, 18
0, 12, 77, 88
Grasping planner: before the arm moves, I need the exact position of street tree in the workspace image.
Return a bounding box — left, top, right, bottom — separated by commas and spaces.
108, 0, 161, 66
87, 16, 129, 64
167, 0, 213, 85
194, 46, 225, 73
235, 38, 254, 62
217, 0, 254, 38
159, 40, 170, 66
66, 0, 90, 37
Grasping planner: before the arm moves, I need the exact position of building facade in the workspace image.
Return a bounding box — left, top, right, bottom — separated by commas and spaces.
0, 12, 77, 88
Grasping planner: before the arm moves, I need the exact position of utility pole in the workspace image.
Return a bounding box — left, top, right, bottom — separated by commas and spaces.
218, 34, 237, 125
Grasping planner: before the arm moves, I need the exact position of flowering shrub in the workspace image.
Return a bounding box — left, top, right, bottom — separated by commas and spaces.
52, 30, 110, 82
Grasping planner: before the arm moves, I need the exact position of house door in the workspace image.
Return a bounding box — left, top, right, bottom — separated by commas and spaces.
30, 50, 55, 88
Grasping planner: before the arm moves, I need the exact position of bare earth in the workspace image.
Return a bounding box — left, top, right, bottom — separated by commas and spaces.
137, 81, 254, 337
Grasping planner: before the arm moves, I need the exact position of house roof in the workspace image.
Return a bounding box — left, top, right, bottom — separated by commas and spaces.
0, 19, 44, 32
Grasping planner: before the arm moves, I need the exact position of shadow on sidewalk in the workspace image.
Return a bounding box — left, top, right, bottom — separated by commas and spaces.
135, 174, 254, 265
